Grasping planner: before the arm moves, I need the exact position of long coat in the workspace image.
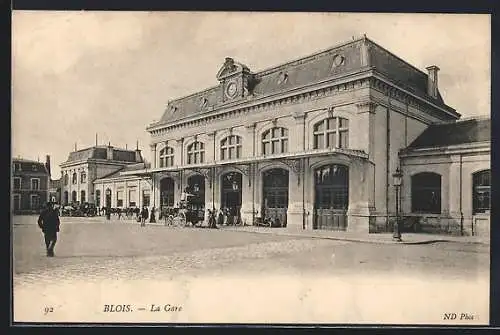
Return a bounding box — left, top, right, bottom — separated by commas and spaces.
38, 208, 60, 234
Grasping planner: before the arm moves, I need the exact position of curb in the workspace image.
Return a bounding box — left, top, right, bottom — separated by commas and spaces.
217, 227, 489, 246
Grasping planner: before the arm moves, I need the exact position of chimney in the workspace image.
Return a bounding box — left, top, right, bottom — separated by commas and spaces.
426, 65, 440, 99
45, 155, 51, 176
107, 142, 113, 160
135, 148, 143, 163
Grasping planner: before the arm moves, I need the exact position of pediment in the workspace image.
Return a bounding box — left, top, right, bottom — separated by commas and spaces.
216, 57, 250, 81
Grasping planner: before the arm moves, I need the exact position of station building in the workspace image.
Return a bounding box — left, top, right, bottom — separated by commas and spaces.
117, 35, 490, 236
59, 144, 146, 208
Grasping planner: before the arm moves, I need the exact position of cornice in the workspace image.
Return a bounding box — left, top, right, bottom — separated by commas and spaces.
148, 72, 457, 138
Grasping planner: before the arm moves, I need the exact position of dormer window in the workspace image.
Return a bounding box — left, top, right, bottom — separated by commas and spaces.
277, 71, 288, 85
32, 164, 38, 172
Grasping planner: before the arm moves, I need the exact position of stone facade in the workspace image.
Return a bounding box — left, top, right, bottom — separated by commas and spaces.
59, 145, 144, 206
11, 157, 51, 214
117, 35, 490, 235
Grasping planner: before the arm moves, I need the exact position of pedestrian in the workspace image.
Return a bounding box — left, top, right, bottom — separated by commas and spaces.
208, 209, 218, 229
217, 208, 224, 226
37, 202, 60, 257
150, 207, 156, 223
140, 206, 149, 227
117, 207, 122, 220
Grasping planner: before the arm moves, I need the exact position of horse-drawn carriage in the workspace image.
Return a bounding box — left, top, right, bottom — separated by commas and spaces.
160, 199, 205, 227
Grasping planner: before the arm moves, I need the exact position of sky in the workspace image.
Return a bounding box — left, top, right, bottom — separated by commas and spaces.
12, 12, 490, 177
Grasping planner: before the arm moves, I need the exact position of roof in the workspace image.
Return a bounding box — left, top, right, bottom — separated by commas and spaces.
156, 36, 455, 126
63, 145, 142, 164
50, 178, 61, 188
12, 158, 49, 174
406, 117, 491, 149
94, 162, 151, 181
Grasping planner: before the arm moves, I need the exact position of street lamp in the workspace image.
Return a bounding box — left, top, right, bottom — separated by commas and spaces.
392, 167, 403, 242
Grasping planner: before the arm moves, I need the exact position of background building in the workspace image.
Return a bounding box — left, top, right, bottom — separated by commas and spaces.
12, 156, 51, 214
119, 35, 490, 236
93, 162, 151, 209
59, 144, 144, 206
48, 178, 61, 204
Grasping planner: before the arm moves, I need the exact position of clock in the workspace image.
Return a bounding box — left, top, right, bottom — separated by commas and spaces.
225, 80, 238, 99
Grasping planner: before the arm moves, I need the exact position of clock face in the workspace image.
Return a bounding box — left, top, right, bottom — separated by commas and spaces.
226, 81, 238, 98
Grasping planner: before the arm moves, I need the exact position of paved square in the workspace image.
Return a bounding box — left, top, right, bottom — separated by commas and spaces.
13, 215, 489, 324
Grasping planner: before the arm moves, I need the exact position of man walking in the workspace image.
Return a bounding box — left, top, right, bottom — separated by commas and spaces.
140, 206, 149, 227
37, 202, 60, 257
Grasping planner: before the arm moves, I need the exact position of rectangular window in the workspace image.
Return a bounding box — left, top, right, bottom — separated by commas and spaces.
263, 142, 271, 155
116, 190, 124, 207
30, 194, 40, 210
327, 132, 336, 148
339, 130, 349, 148
314, 134, 324, 149
31, 178, 40, 190
128, 189, 137, 207
221, 148, 226, 160
13, 177, 21, 190
236, 146, 242, 158
282, 139, 288, 153
13, 194, 21, 210
272, 141, 279, 154
14, 163, 21, 172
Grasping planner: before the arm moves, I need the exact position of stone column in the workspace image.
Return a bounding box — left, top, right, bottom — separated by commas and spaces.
448, 155, 463, 234
175, 138, 184, 167
207, 132, 216, 163
240, 165, 253, 226
244, 123, 256, 158
286, 159, 305, 231
150, 143, 157, 169
355, 101, 376, 156
346, 159, 375, 233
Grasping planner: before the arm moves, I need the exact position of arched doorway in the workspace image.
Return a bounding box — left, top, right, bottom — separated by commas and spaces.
314, 164, 349, 230
63, 191, 69, 205
262, 168, 289, 227
71, 191, 77, 204
186, 175, 205, 224
221, 172, 242, 223
105, 188, 112, 208
160, 177, 175, 208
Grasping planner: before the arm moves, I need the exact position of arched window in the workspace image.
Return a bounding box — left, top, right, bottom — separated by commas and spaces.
159, 147, 174, 168
80, 172, 87, 183
313, 117, 349, 149
187, 141, 205, 164
221, 135, 242, 160
262, 127, 288, 155
72, 173, 77, 184
81, 190, 86, 203
411, 172, 441, 214
473, 170, 490, 214
64, 174, 69, 186
71, 191, 77, 203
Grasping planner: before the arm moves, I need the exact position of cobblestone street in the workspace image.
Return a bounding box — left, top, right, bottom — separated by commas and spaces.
13, 215, 490, 324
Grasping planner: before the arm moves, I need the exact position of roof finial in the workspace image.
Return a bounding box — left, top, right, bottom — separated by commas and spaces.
95, 133, 98, 146
74, 142, 77, 151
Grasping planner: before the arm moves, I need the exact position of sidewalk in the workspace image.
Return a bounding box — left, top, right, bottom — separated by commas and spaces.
24, 216, 489, 246
217, 226, 490, 245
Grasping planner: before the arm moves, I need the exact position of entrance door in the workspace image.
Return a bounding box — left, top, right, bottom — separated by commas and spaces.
314, 164, 349, 231
187, 175, 205, 223
160, 177, 175, 208
262, 168, 289, 227
221, 172, 242, 223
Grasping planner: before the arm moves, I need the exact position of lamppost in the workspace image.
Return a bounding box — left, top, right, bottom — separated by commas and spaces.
392, 167, 403, 242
